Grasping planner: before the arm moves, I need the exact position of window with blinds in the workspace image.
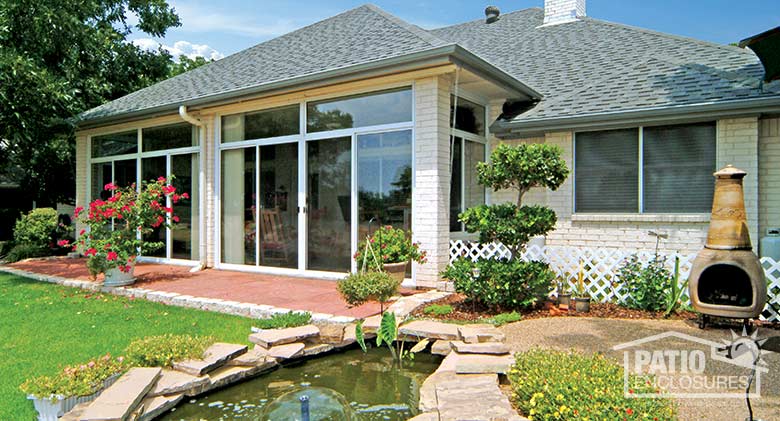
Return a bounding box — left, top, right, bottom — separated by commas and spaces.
575, 128, 639, 213
574, 123, 715, 214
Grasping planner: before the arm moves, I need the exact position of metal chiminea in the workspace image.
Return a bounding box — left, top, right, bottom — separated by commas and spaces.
689, 165, 767, 328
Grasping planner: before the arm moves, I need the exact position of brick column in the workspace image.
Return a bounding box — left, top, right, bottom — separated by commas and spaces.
74, 135, 89, 240
717, 117, 759, 246
412, 76, 451, 289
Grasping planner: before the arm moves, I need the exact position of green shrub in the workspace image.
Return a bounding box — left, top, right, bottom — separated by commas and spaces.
423, 304, 453, 316
338, 271, 399, 307
13, 208, 58, 249
20, 353, 127, 400
490, 311, 522, 326
124, 334, 214, 368
443, 257, 554, 311
255, 311, 311, 329
509, 349, 676, 420
617, 255, 671, 311
5, 243, 49, 262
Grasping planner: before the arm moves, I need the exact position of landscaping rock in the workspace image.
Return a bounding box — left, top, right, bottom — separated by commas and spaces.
419, 371, 497, 412
407, 413, 439, 421
399, 320, 460, 340
458, 324, 505, 343
249, 324, 320, 348
226, 346, 273, 367
337, 323, 359, 347
302, 343, 334, 357
207, 364, 271, 390
138, 394, 183, 421
79, 367, 161, 421
267, 342, 305, 359
173, 342, 248, 376
454, 354, 515, 374
317, 323, 346, 344
148, 369, 210, 397
362, 315, 382, 334
419, 371, 526, 421
449, 341, 510, 355
431, 340, 453, 356
60, 402, 90, 421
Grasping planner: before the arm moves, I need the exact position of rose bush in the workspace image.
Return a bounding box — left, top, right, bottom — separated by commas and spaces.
353, 225, 426, 270
61, 177, 188, 278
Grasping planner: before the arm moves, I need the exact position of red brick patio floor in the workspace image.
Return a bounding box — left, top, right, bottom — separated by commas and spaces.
9, 258, 415, 318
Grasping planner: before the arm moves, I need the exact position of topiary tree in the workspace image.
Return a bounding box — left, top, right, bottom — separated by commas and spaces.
443, 143, 569, 310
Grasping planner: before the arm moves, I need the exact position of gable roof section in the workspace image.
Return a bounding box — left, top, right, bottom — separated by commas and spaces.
431, 8, 780, 134
79, 4, 538, 127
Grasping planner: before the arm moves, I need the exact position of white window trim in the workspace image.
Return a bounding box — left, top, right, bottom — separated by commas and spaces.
449, 93, 489, 233
572, 123, 717, 215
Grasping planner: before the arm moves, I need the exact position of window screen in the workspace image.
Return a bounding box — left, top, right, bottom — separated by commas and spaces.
642, 123, 716, 213
575, 129, 639, 213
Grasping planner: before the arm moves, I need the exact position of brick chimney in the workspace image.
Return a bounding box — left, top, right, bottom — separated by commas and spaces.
543, 0, 586, 25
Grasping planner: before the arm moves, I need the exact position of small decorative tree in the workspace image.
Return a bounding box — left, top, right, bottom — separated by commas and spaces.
443, 143, 569, 310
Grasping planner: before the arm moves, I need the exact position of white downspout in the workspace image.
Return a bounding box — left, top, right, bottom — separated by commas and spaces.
179, 105, 207, 273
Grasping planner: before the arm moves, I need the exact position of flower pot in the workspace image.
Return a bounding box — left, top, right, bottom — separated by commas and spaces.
103, 264, 136, 287
558, 293, 571, 308
28, 374, 120, 420
382, 262, 408, 284
574, 297, 591, 313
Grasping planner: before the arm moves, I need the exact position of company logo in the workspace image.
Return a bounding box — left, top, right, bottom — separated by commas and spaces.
612, 329, 769, 399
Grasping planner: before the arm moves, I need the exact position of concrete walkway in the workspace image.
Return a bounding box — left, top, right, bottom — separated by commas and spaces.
9, 258, 416, 318
501, 317, 780, 421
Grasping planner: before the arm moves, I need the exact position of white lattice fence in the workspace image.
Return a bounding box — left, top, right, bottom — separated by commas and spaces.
449, 240, 780, 321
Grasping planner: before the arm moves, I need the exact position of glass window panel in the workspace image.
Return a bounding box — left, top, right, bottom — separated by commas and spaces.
642, 123, 716, 213
307, 88, 412, 132
449, 138, 463, 231
142, 156, 167, 257
358, 130, 413, 274
258, 143, 298, 269
172, 154, 199, 260
142, 123, 196, 152
221, 148, 256, 265
450, 96, 486, 136
464, 141, 486, 210
575, 129, 639, 213
91, 130, 137, 158
114, 159, 137, 189
307, 137, 351, 272
91, 163, 113, 201
221, 105, 299, 143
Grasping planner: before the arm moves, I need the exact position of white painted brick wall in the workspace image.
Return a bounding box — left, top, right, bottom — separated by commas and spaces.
543, 0, 586, 25
201, 115, 217, 267
412, 76, 451, 288
718, 117, 760, 246
760, 117, 780, 244
74, 135, 88, 239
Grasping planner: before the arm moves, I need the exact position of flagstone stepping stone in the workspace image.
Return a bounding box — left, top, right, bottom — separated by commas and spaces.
419, 371, 497, 413
148, 369, 210, 397
454, 353, 515, 374
249, 325, 320, 348
399, 320, 460, 340
138, 393, 183, 421
431, 340, 453, 356
227, 346, 276, 367
419, 371, 527, 421
208, 364, 272, 390
362, 315, 382, 334
457, 324, 505, 343
267, 342, 305, 359
173, 342, 248, 376
80, 367, 162, 421
407, 413, 439, 421
60, 402, 90, 421
317, 323, 346, 344
449, 341, 510, 355
302, 343, 334, 357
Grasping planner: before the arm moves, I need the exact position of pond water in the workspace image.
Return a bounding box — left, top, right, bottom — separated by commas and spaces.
158, 347, 441, 421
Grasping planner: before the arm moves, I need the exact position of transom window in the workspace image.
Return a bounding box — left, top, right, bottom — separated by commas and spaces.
306, 88, 412, 132
574, 122, 716, 214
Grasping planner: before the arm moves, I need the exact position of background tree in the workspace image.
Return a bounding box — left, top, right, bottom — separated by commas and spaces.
168, 55, 213, 77
0, 0, 181, 206
443, 143, 570, 310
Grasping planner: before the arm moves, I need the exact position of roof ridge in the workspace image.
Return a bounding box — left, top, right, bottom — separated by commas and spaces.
429, 7, 541, 32
580, 16, 754, 57
362, 3, 447, 47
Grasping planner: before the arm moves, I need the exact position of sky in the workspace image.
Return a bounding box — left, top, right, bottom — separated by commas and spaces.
128, 0, 780, 61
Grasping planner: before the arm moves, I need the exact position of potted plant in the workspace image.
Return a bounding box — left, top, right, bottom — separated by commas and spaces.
21, 354, 127, 421
556, 277, 572, 309
573, 260, 591, 312
64, 177, 186, 286
353, 225, 426, 283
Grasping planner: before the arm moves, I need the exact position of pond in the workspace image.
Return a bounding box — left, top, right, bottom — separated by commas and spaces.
158, 347, 441, 421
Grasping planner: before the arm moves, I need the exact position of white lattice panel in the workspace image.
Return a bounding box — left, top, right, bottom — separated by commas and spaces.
449, 240, 780, 322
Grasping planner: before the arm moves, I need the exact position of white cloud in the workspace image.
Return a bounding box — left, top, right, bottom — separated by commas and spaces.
132, 38, 224, 61
171, 2, 314, 39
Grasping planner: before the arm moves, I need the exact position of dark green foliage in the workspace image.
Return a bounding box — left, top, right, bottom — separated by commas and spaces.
423, 304, 453, 316
13, 208, 58, 248
338, 271, 399, 307
459, 204, 557, 251
443, 257, 554, 310
168, 55, 213, 77
4, 243, 49, 262
0, 0, 181, 205
617, 255, 671, 311
254, 311, 311, 329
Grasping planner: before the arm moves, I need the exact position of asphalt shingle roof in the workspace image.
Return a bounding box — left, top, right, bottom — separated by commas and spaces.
81, 4, 780, 128
430, 8, 780, 123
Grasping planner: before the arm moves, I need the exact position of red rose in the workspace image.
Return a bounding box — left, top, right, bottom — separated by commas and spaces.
74, 206, 84, 217
181, 193, 189, 199
106, 251, 118, 261
57, 239, 70, 247
85, 248, 97, 256
172, 215, 180, 223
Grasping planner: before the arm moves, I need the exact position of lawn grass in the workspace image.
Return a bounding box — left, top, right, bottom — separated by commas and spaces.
0, 273, 258, 420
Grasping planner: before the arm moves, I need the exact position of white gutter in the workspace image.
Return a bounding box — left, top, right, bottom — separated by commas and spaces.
179, 106, 207, 273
